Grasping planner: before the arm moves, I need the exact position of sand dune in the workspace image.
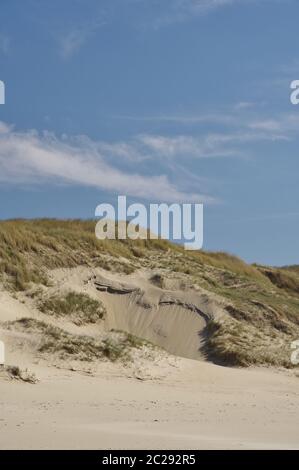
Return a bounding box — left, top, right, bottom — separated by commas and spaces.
29, 266, 225, 360
0, 266, 299, 450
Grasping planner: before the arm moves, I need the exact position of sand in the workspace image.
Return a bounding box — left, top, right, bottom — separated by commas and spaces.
0, 360, 298, 450
0, 268, 299, 450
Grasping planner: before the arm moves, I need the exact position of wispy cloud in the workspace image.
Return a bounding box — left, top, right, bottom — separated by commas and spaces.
233, 101, 257, 111
279, 58, 299, 77
178, 0, 236, 15
115, 102, 298, 145
152, 0, 263, 27
0, 123, 212, 203
113, 101, 265, 127
55, 0, 271, 55
137, 133, 236, 158
137, 128, 287, 160
248, 113, 299, 134
58, 18, 104, 59
114, 112, 237, 125
59, 30, 88, 59
113, 103, 292, 160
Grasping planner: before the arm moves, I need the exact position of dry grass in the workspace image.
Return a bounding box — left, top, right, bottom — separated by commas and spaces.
1, 219, 299, 368
149, 273, 165, 288
0, 219, 172, 290
258, 267, 299, 295
5, 365, 38, 384
5, 318, 155, 363
0, 219, 270, 291
202, 318, 295, 368
38, 291, 106, 325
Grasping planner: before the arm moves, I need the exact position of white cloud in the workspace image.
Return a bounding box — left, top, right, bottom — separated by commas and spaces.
115, 112, 236, 125
0, 123, 212, 203
137, 127, 288, 159
234, 101, 256, 110
58, 18, 104, 59
138, 134, 233, 158
181, 0, 235, 15
115, 104, 298, 148
0, 122, 12, 134
59, 30, 88, 59
249, 119, 282, 132
152, 0, 263, 27
249, 113, 299, 134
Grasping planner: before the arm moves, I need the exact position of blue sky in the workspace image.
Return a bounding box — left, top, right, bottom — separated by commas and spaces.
0, 0, 299, 265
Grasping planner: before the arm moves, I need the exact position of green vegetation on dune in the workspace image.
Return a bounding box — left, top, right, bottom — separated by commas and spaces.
259, 266, 299, 295
0, 219, 170, 290
4, 318, 155, 363
202, 318, 294, 368
0, 219, 299, 368
38, 291, 106, 325
0, 219, 271, 290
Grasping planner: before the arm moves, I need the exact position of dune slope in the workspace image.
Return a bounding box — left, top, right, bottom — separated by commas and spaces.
0, 220, 299, 449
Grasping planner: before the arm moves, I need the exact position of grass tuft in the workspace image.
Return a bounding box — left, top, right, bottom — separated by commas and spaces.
38, 291, 106, 325
5, 365, 38, 383
5, 318, 154, 363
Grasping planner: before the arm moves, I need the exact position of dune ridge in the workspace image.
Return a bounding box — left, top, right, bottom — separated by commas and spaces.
0, 220, 299, 449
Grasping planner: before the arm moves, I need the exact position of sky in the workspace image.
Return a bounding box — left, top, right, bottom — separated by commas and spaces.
0, 0, 299, 265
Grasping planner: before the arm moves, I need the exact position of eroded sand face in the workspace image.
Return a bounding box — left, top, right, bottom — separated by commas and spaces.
93, 272, 215, 360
